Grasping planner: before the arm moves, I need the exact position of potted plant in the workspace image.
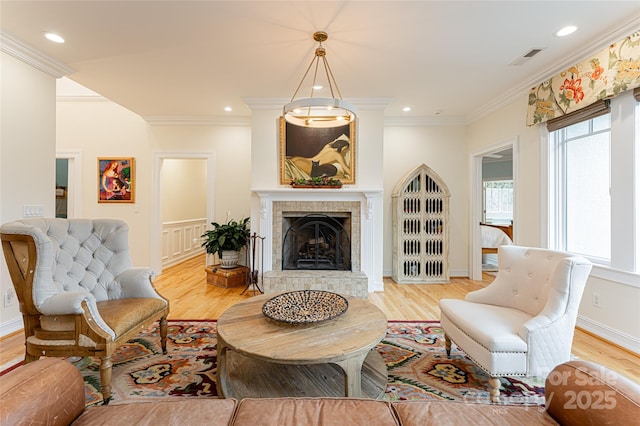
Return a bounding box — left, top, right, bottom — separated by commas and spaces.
290, 176, 343, 188
201, 217, 250, 268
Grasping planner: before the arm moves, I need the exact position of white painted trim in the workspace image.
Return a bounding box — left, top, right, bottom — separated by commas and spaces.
243, 97, 393, 111
590, 264, 640, 289
151, 152, 215, 276
384, 116, 466, 127
161, 218, 207, 269
55, 151, 82, 218
469, 138, 519, 281
577, 315, 640, 354
0, 317, 23, 338
143, 116, 252, 126
0, 32, 74, 78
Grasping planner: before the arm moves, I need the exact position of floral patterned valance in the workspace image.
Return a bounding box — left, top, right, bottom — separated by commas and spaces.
526, 30, 640, 126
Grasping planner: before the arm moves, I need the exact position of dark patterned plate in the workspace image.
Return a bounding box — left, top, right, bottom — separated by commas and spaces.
262, 290, 349, 324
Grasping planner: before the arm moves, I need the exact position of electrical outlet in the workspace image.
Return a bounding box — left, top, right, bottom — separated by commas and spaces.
3, 289, 16, 307
592, 292, 601, 308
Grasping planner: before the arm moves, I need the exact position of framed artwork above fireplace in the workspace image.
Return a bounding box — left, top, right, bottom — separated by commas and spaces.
279, 117, 356, 185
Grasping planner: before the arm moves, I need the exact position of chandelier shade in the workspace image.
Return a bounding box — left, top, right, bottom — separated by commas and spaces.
283, 31, 356, 128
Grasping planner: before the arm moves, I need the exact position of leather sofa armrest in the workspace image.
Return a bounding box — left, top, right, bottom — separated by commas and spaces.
0, 358, 85, 426
545, 360, 640, 425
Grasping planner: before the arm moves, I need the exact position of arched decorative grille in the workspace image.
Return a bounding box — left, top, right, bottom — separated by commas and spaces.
392, 164, 450, 283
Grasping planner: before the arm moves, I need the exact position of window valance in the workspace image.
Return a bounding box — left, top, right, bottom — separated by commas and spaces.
526, 30, 640, 126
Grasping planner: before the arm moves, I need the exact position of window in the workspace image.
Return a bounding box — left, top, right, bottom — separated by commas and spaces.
548, 90, 638, 272
484, 180, 513, 224
551, 115, 611, 261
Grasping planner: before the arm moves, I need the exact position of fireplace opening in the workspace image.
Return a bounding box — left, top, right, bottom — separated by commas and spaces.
282, 213, 351, 270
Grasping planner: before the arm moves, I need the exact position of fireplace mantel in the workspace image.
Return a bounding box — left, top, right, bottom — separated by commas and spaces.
251, 188, 383, 294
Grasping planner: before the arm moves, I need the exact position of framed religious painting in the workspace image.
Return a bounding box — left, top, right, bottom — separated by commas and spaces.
98, 157, 135, 203
279, 117, 356, 185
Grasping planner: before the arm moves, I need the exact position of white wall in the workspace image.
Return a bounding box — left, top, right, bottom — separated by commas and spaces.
161, 159, 207, 222
56, 100, 153, 265
383, 126, 469, 277
0, 52, 56, 334
148, 125, 252, 223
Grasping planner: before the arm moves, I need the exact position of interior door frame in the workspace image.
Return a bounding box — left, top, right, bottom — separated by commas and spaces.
469, 137, 519, 280
151, 151, 215, 276
55, 151, 83, 218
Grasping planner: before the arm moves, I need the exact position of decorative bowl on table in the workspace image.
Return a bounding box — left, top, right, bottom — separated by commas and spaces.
262, 290, 349, 324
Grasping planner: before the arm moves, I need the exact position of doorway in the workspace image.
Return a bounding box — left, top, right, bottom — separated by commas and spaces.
151, 152, 215, 276
55, 151, 82, 218
469, 139, 518, 280
481, 148, 514, 272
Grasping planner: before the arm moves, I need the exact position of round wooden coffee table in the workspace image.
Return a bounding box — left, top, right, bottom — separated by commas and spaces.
216, 293, 388, 399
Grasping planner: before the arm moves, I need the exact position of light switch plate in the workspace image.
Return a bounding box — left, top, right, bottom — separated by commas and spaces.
23, 204, 45, 217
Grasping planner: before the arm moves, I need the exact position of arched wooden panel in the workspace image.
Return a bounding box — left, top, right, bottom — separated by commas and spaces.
392, 164, 450, 284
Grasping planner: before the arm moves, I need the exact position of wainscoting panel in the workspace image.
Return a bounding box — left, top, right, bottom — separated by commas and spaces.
162, 218, 207, 269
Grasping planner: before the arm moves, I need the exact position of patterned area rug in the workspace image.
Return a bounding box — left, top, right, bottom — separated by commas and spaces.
65, 320, 544, 406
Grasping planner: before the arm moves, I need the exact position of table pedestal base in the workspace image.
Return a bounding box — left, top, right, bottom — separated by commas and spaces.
218, 349, 387, 399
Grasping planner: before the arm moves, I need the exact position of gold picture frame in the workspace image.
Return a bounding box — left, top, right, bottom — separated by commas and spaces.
279, 117, 356, 185
98, 157, 135, 203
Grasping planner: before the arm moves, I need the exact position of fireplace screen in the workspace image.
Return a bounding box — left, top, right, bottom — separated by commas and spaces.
282, 214, 351, 270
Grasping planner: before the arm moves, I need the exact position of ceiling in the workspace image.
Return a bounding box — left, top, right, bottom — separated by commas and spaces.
1, 1, 639, 124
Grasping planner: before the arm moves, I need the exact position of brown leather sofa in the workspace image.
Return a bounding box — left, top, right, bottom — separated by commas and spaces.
1, 357, 638, 425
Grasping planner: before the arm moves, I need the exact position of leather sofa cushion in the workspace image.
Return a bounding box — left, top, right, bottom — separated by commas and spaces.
392, 400, 558, 426
73, 399, 238, 426
232, 397, 400, 426
0, 357, 85, 426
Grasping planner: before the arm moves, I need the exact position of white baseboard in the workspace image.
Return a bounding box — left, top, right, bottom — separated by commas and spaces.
0, 317, 23, 338
576, 314, 640, 354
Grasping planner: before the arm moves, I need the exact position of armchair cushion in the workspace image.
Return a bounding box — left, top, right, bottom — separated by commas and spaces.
97, 298, 168, 337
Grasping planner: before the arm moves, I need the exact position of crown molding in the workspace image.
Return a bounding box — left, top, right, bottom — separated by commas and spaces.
1, 31, 74, 78
143, 115, 252, 126
384, 115, 466, 127
57, 94, 109, 102
243, 97, 393, 111
466, 16, 640, 124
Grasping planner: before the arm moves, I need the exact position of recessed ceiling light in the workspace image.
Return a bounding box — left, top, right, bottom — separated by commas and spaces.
43, 32, 64, 43
556, 26, 577, 37
402, 107, 411, 112
224, 106, 232, 112
313, 85, 323, 90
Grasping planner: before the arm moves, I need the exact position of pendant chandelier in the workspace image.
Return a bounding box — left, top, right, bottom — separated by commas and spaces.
283, 31, 356, 128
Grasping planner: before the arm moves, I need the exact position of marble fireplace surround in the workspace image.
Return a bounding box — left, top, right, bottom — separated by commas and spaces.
253, 189, 382, 299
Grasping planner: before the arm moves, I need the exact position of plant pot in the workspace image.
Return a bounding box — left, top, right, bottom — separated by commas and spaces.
220, 250, 240, 269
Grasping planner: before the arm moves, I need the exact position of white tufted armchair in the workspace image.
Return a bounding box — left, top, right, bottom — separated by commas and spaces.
0, 218, 169, 404
439, 245, 592, 402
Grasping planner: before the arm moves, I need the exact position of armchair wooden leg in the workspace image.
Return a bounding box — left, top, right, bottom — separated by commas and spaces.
488, 377, 501, 403
444, 333, 452, 357
100, 356, 113, 405
24, 353, 39, 364
160, 316, 168, 354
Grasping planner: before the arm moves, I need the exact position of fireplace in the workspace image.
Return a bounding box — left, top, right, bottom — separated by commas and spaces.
252, 189, 383, 298
282, 213, 351, 271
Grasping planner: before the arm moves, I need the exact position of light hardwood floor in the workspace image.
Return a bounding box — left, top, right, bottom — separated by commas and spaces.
1, 254, 638, 383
